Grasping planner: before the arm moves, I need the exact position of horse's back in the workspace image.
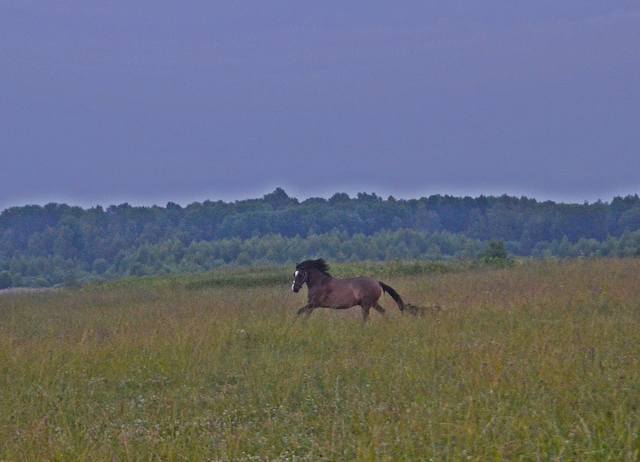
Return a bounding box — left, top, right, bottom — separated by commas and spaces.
310, 276, 383, 309
343, 276, 382, 304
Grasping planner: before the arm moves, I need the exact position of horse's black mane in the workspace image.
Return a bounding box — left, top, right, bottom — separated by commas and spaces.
296, 258, 331, 275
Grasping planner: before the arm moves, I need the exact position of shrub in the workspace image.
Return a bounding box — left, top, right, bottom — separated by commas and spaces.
481, 240, 514, 266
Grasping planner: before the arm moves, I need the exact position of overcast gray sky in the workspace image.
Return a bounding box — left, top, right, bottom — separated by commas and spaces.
1, 1, 639, 210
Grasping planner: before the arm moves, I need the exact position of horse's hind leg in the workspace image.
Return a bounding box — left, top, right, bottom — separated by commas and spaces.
360, 305, 371, 322
373, 303, 387, 317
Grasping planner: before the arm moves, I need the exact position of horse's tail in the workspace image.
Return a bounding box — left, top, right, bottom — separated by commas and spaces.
379, 281, 405, 312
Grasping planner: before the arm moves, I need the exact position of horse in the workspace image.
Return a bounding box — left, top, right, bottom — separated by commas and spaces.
291, 259, 406, 321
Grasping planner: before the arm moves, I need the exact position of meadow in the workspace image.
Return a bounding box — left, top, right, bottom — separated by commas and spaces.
0, 259, 639, 461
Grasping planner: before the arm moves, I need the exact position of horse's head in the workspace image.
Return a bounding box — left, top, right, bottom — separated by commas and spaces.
291, 267, 308, 293
292, 259, 330, 292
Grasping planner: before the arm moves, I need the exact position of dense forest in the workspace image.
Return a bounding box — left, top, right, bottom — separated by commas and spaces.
1, 188, 640, 287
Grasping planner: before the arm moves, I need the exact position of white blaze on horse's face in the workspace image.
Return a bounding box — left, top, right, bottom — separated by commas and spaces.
292, 270, 299, 292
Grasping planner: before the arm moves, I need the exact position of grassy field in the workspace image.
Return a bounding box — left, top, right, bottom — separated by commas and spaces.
1, 259, 639, 461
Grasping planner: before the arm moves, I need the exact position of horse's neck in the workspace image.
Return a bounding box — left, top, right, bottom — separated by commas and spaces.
307, 270, 331, 288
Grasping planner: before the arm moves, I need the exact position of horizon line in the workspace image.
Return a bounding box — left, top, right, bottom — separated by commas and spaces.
2, 187, 640, 213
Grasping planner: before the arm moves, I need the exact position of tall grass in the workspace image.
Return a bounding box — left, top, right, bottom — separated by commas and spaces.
1, 259, 639, 460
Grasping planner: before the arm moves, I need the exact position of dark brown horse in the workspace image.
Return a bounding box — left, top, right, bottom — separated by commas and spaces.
291, 259, 406, 321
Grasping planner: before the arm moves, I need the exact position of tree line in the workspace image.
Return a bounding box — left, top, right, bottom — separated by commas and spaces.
1, 188, 640, 287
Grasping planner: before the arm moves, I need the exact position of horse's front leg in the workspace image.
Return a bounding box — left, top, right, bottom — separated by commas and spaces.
296, 304, 313, 316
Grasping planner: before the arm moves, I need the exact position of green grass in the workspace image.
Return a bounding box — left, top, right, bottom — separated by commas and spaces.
95, 260, 458, 292
1, 259, 639, 460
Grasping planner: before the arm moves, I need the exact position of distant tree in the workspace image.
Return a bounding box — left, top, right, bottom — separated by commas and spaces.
0, 271, 13, 289
328, 192, 350, 204
92, 258, 109, 274
619, 206, 640, 232
263, 188, 297, 209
